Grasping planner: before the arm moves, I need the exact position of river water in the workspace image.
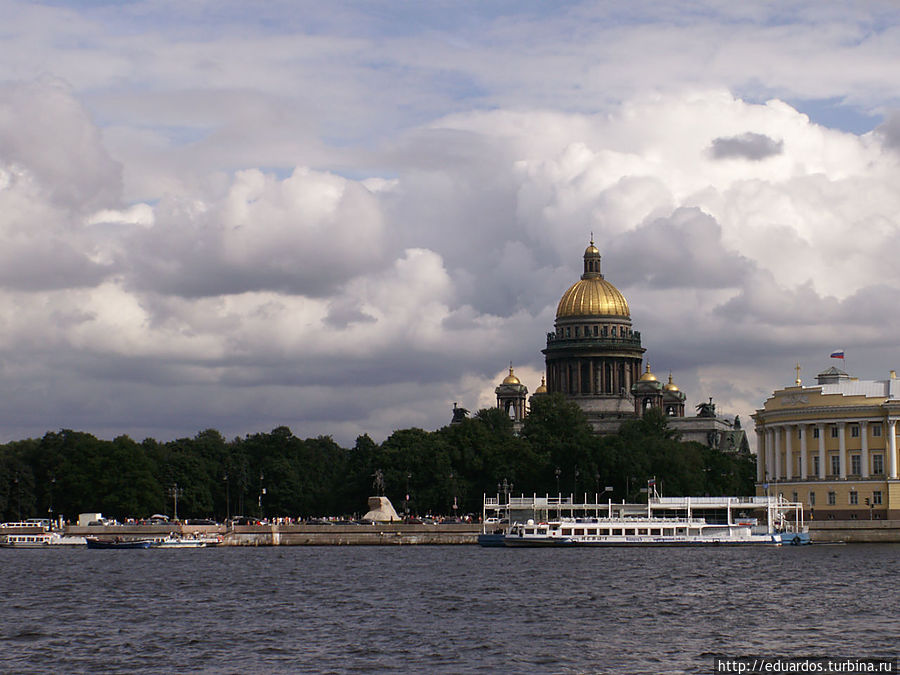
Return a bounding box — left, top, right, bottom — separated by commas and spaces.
1, 544, 897, 674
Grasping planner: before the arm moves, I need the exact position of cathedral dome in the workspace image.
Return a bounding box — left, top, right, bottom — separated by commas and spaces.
556, 277, 630, 318
556, 238, 630, 319
664, 374, 679, 391
534, 376, 548, 394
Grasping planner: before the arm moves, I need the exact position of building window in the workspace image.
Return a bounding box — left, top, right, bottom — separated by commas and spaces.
831, 426, 839, 438
593, 325, 598, 337
873, 491, 883, 505
809, 491, 816, 506
849, 491, 858, 505
813, 427, 820, 439
873, 454, 884, 475
851, 454, 861, 475
851, 425, 860, 438
575, 326, 580, 337
566, 327, 571, 338
827, 491, 836, 506
813, 456, 820, 476
872, 423, 882, 437
830, 455, 840, 476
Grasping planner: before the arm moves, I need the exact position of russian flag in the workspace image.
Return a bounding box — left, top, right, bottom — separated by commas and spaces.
830, 350, 845, 359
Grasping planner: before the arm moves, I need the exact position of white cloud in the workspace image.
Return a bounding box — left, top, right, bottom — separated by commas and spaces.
3, 3, 900, 446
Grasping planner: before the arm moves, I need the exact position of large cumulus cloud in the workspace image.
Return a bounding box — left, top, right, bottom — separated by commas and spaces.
4, 3, 900, 447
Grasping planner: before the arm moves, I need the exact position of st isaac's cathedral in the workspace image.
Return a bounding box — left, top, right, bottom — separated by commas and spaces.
492, 238, 747, 452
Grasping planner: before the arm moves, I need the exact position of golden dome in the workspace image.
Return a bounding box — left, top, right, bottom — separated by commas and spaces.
585, 243, 599, 256
502, 365, 521, 385
557, 277, 630, 318
664, 373, 679, 391
534, 376, 548, 394
639, 363, 658, 382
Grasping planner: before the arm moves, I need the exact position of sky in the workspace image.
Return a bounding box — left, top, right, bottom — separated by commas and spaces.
2, 1, 900, 447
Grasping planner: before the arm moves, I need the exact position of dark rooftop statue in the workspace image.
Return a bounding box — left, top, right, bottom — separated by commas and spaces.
696, 398, 717, 418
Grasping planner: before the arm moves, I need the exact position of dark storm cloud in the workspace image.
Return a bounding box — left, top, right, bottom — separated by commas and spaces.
0, 240, 115, 291
875, 110, 900, 150
324, 299, 376, 328
605, 207, 755, 289
709, 132, 784, 161
0, 81, 122, 211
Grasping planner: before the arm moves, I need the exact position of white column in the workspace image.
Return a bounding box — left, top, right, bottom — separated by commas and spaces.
817, 423, 826, 479
799, 425, 808, 479
838, 422, 847, 479
860, 421, 869, 478
756, 429, 765, 482
889, 419, 898, 479
774, 427, 782, 480
766, 429, 775, 482
785, 425, 794, 479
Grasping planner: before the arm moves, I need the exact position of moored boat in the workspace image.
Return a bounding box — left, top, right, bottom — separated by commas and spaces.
85, 537, 154, 549
0, 532, 87, 548
482, 491, 810, 547
151, 534, 220, 548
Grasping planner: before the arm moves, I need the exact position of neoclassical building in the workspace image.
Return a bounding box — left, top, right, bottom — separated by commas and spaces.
485, 238, 747, 448
540, 239, 662, 433
753, 366, 900, 519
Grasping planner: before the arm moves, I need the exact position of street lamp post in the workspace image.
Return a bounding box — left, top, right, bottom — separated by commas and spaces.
405, 472, 411, 516
258, 471, 265, 519
168, 484, 184, 521
555, 467, 561, 496
223, 472, 230, 522
48, 474, 56, 529
14, 473, 21, 521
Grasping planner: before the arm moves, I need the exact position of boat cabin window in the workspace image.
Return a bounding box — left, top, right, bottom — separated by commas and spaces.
573, 528, 584, 536
561, 528, 571, 536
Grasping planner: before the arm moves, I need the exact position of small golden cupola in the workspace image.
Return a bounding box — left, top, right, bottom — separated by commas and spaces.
662, 372, 686, 417
639, 363, 658, 382
502, 365, 521, 385
534, 375, 548, 394
664, 373, 679, 391
496, 362, 528, 423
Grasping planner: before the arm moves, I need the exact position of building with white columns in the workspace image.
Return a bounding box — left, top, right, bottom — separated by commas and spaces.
753, 366, 900, 519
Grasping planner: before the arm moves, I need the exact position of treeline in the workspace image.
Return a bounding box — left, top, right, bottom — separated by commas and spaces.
0, 394, 755, 522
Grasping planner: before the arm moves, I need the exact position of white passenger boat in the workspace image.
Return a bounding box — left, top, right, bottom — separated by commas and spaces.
481, 491, 810, 547
152, 534, 221, 548
0, 532, 87, 547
